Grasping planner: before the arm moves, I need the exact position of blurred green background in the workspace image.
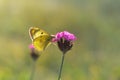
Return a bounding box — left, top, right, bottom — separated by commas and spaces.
0, 0, 120, 80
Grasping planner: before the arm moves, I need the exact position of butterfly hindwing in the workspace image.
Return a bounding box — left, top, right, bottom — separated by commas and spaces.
33, 35, 52, 51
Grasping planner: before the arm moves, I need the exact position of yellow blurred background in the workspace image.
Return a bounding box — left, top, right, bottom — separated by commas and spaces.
0, 0, 120, 80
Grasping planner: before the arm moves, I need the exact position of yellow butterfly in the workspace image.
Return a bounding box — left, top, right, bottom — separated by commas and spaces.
29, 27, 53, 51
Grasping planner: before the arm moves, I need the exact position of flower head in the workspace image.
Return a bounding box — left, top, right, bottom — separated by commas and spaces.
29, 44, 34, 50
53, 31, 76, 42
29, 44, 39, 60
53, 31, 76, 53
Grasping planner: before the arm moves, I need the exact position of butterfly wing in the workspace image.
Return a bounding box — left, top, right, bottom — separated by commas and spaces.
29, 27, 53, 51
33, 34, 53, 51
29, 27, 49, 40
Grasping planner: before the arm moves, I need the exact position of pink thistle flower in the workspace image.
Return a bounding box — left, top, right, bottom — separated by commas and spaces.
62, 31, 76, 41
53, 31, 77, 80
29, 44, 34, 50
53, 31, 76, 42
29, 44, 39, 60
53, 31, 76, 53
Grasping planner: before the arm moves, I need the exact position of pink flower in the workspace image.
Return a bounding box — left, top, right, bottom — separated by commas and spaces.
53, 31, 76, 42
29, 44, 39, 60
52, 31, 76, 53
29, 44, 34, 49
63, 31, 76, 41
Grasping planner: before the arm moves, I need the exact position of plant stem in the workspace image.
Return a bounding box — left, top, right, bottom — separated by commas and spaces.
58, 54, 65, 80
30, 60, 36, 80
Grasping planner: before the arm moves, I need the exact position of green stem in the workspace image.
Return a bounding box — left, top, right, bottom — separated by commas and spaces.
58, 54, 65, 80
30, 60, 36, 80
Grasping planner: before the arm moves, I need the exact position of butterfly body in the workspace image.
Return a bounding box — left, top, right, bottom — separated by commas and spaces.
29, 27, 53, 51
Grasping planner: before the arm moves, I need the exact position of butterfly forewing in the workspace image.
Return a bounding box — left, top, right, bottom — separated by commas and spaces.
29, 27, 49, 40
